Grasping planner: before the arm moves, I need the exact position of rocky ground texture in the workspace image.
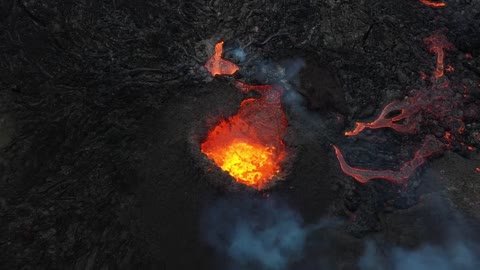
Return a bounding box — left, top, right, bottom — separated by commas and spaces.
1, 0, 479, 269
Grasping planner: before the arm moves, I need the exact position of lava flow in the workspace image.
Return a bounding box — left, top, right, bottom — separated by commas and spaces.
337, 32, 479, 184
419, 0, 446, 7
345, 33, 458, 137
333, 135, 443, 184
345, 99, 420, 136
345, 87, 464, 137
423, 32, 454, 79
201, 83, 288, 189
204, 41, 239, 76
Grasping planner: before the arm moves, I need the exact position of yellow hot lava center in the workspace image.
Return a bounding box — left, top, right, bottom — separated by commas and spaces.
205, 141, 279, 187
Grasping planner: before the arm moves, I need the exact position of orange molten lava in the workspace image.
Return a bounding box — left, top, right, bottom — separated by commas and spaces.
419, 0, 446, 7
424, 33, 454, 79
204, 41, 239, 76
201, 83, 287, 189
345, 87, 465, 137
333, 136, 443, 184
345, 99, 420, 136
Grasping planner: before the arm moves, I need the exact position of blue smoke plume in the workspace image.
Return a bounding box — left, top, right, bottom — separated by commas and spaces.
230, 48, 247, 62
359, 240, 480, 270
201, 196, 309, 270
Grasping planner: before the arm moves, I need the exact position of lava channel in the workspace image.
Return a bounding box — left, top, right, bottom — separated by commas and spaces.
345, 99, 421, 136
345, 86, 464, 137
339, 31, 472, 184
419, 0, 446, 7
424, 32, 454, 79
201, 83, 288, 189
204, 41, 239, 77
333, 135, 443, 184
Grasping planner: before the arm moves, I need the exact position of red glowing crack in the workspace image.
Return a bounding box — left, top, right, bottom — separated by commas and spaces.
204, 41, 239, 76
333, 135, 443, 184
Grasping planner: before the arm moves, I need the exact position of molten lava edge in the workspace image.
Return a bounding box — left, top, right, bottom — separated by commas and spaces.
333, 135, 443, 184
201, 84, 288, 190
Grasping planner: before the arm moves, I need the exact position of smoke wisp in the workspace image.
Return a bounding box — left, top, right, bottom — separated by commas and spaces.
201, 196, 309, 270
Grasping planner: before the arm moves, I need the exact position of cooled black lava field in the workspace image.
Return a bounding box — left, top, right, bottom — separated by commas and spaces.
1, 1, 480, 269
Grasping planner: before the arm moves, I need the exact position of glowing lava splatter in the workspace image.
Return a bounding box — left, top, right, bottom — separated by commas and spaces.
201, 82, 288, 189
419, 0, 446, 7
423, 33, 454, 79
333, 135, 443, 184
204, 41, 239, 76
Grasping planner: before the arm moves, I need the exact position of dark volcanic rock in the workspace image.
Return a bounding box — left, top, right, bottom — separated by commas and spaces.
1, 0, 479, 269
291, 51, 347, 114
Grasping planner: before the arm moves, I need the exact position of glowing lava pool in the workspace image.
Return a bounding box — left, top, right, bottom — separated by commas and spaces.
202, 140, 281, 188
200, 83, 288, 190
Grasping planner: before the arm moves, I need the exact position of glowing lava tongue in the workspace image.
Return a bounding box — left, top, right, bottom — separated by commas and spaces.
204, 41, 239, 76
201, 83, 287, 189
